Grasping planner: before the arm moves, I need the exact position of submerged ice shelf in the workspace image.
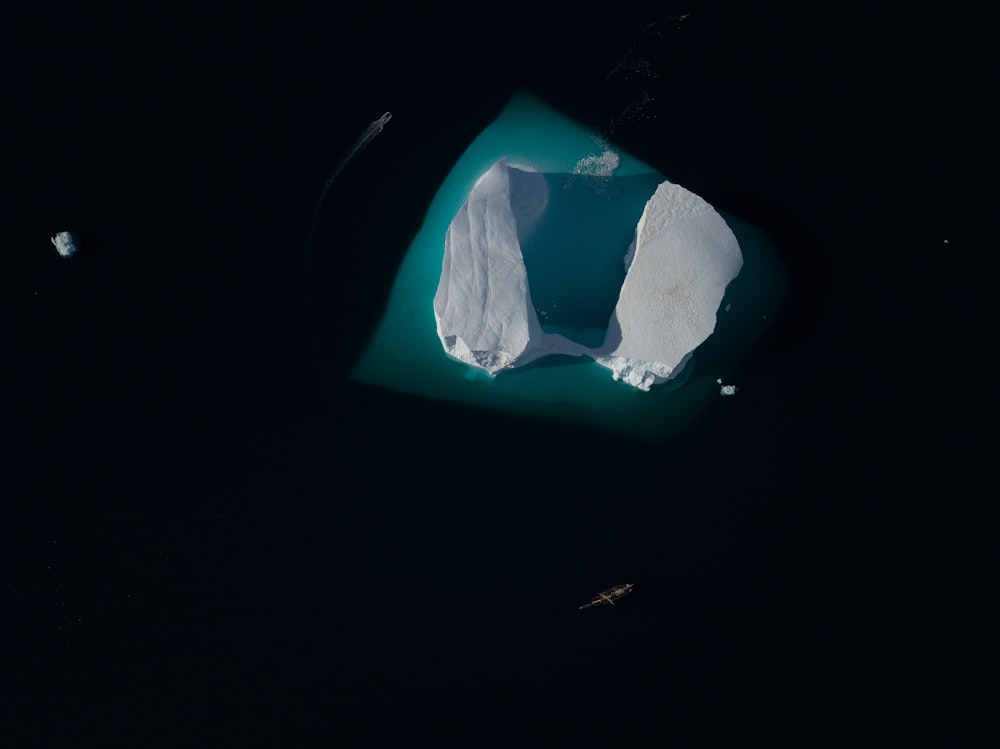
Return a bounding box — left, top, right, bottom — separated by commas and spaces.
351, 91, 787, 438
434, 159, 744, 390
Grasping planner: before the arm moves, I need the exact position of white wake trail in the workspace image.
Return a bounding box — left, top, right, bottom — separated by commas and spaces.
306, 111, 392, 248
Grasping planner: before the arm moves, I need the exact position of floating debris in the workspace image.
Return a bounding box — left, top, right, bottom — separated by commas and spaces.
579, 583, 634, 610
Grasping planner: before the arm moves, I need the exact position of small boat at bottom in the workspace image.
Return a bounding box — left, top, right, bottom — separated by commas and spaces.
579, 583, 634, 609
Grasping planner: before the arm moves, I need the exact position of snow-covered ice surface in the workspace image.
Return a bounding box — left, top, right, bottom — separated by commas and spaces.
434, 159, 743, 391
434, 160, 549, 374
353, 91, 786, 438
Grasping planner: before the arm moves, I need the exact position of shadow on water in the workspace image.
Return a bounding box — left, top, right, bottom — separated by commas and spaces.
708, 189, 832, 371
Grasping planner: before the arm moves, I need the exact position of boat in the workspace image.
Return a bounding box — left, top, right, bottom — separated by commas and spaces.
579, 583, 634, 609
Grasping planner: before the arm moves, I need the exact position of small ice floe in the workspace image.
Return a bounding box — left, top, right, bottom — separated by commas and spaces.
725, 303, 731, 312
50, 231, 80, 258
716, 378, 738, 396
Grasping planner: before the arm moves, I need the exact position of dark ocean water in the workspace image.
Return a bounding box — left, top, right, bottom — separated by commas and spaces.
3, 3, 996, 746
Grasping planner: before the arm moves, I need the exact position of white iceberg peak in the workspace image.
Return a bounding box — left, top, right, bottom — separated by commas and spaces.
433, 159, 743, 390
50, 231, 80, 258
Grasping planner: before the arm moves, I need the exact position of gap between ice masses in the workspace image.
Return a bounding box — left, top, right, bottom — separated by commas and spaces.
433, 157, 743, 391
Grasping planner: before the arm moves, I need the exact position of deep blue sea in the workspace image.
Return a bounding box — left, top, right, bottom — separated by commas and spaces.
3, 4, 995, 747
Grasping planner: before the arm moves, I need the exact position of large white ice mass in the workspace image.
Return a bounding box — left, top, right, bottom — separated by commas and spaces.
433, 159, 744, 391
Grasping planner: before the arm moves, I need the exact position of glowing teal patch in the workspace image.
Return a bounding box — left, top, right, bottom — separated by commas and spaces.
352, 91, 786, 439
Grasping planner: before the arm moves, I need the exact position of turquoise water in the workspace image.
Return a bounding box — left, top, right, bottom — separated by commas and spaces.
522, 172, 664, 342
352, 91, 787, 439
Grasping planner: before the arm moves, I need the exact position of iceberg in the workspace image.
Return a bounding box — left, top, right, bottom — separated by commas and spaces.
351, 91, 787, 438
717, 379, 739, 396
50, 231, 80, 258
434, 159, 743, 391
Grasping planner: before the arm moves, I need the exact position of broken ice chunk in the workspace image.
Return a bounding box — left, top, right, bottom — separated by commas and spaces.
50, 231, 80, 258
